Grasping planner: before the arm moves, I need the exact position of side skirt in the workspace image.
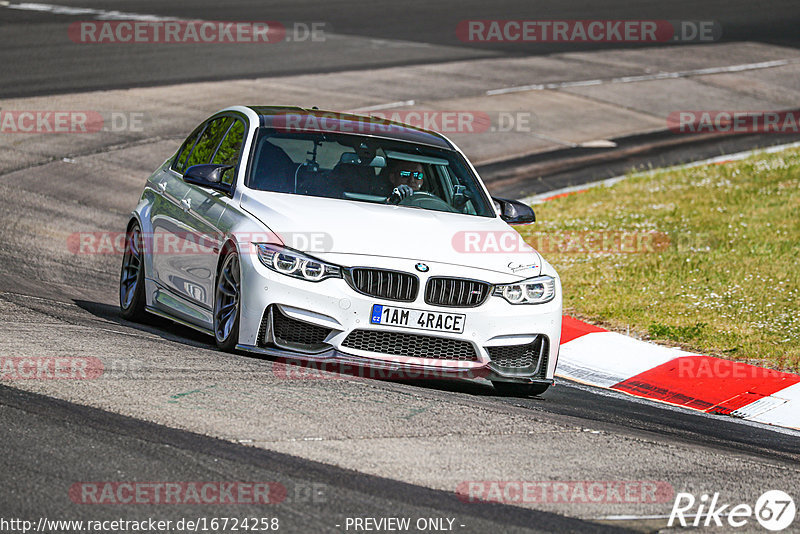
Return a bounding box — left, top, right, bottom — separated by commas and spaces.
145, 305, 215, 337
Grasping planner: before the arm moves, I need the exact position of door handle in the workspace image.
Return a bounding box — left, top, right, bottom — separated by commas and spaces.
157, 181, 167, 193
180, 198, 191, 212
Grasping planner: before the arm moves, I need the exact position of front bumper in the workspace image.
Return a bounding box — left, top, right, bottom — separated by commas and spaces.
237, 250, 562, 383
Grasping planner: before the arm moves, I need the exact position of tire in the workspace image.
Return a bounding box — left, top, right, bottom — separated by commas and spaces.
214, 247, 241, 352
119, 222, 149, 322
492, 381, 550, 397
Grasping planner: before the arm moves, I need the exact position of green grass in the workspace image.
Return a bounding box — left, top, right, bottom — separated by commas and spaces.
516, 148, 800, 372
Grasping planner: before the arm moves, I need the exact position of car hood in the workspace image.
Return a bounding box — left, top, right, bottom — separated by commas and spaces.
240, 191, 542, 278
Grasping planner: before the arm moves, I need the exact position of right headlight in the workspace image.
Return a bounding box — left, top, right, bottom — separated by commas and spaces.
492, 275, 556, 305
255, 244, 342, 282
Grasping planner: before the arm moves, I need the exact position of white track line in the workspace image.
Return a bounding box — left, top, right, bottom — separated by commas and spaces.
520, 140, 800, 205
596, 514, 727, 521
2, 1, 179, 21
487, 59, 798, 96
350, 100, 416, 113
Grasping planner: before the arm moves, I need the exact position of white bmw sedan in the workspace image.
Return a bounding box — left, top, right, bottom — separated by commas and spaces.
120, 106, 562, 396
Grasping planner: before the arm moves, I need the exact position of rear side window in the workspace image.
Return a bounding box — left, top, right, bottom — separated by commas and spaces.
212, 119, 246, 185
173, 125, 204, 174
184, 117, 233, 170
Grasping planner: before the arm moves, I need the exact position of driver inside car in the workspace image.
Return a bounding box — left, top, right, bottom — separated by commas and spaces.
382, 161, 425, 204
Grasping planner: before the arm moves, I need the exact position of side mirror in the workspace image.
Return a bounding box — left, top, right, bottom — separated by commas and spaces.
492, 197, 536, 224
184, 164, 234, 194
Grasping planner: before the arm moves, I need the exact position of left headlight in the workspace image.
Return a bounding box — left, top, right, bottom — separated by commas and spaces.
493, 275, 556, 305
255, 244, 342, 282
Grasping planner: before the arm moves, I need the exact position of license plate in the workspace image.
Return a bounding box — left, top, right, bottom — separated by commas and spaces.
370, 304, 465, 334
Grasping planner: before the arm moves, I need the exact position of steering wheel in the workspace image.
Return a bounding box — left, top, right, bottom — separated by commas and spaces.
398, 191, 457, 212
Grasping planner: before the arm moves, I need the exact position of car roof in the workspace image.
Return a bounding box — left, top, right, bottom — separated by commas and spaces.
245, 106, 454, 150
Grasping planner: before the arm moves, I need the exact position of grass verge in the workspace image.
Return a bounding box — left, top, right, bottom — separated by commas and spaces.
516, 147, 800, 372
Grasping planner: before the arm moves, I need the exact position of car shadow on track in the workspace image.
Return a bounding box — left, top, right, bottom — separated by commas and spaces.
73, 299, 546, 401
74, 299, 218, 348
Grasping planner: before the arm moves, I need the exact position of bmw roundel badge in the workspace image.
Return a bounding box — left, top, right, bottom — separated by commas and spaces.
415, 263, 429, 273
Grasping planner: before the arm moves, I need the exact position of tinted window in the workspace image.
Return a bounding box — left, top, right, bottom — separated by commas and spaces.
173, 125, 204, 174
185, 117, 232, 169
212, 119, 246, 185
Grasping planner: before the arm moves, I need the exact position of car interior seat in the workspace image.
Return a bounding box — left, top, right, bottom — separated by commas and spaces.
327, 162, 385, 196
250, 139, 297, 193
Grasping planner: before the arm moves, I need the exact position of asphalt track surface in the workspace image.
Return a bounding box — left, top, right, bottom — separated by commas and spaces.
2, 2, 800, 533
1, 385, 625, 534
481, 130, 800, 198
1, 0, 799, 97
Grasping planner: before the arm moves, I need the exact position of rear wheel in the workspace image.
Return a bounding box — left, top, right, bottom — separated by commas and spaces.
492, 381, 550, 397
214, 248, 241, 352
119, 222, 148, 322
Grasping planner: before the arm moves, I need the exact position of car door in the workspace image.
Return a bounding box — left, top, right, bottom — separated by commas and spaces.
151, 117, 230, 310
178, 117, 248, 311
149, 123, 204, 300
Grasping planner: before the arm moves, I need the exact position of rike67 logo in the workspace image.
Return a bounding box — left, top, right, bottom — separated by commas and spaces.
669, 490, 796, 531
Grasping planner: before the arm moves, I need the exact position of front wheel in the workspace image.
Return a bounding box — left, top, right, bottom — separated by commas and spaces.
492, 381, 550, 397
214, 248, 241, 351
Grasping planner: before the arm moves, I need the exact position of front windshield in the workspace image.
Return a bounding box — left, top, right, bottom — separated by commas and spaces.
246, 129, 495, 218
